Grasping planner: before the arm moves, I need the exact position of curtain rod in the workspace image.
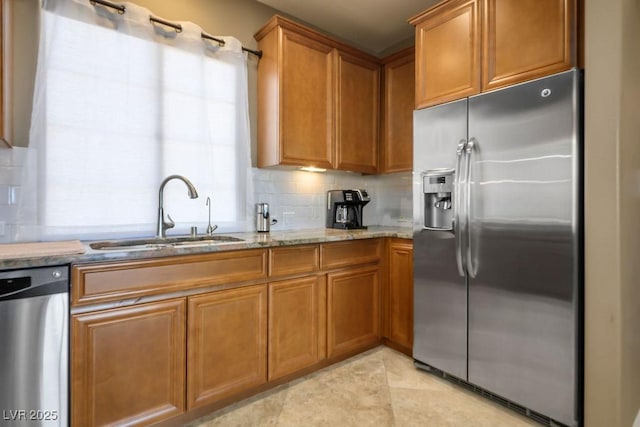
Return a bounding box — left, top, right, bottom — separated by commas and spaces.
88, 0, 263, 58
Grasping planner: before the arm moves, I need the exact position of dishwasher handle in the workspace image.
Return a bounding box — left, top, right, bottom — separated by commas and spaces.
0, 265, 69, 301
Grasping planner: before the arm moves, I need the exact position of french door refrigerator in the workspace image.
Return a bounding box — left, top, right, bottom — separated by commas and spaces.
412, 69, 581, 427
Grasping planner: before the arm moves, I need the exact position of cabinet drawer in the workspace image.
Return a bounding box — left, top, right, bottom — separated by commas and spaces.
320, 239, 381, 270
269, 245, 319, 276
72, 249, 268, 306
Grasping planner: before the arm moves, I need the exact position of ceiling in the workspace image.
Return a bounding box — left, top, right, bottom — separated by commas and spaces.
255, 0, 440, 55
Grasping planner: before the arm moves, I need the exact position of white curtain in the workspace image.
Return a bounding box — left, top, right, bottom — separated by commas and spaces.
17, 0, 254, 241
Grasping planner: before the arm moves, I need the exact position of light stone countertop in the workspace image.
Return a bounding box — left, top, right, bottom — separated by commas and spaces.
0, 226, 413, 271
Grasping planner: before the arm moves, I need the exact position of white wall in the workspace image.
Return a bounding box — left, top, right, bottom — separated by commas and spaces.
0, 146, 24, 240
584, 0, 640, 425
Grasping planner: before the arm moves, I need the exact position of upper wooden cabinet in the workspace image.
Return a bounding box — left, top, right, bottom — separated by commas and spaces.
410, 0, 576, 108
410, 0, 481, 109
259, 27, 334, 169
380, 47, 415, 173
482, 0, 575, 90
255, 16, 380, 173
335, 50, 380, 173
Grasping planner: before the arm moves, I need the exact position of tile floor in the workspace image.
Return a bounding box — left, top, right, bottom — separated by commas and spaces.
188, 346, 539, 427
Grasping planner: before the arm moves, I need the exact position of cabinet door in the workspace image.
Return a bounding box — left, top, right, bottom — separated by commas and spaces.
335, 51, 380, 173
327, 265, 380, 358
412, 0, 481, 109
187, 285, 267, 409
268, 276, 323, 380
381, 48, 415, 173
387, 240, 414, 354
72, 299, 186, 427
280, 29, 334, 168
482, 0, 574, 91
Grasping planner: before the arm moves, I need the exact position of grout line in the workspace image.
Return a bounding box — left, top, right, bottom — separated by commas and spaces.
381, 348, 400, 427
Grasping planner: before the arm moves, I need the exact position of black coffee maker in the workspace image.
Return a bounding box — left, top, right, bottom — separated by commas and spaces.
326, 189, 370, 230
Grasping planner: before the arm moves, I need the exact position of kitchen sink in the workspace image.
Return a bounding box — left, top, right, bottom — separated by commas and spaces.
89, 235, 244, 251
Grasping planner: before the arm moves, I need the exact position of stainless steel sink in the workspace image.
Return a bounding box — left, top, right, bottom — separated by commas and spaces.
89, 235, 244, 251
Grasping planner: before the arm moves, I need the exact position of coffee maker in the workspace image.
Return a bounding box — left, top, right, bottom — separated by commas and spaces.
326, 189, 370, 230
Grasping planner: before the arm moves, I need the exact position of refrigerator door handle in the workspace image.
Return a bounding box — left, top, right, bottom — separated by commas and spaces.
465, 138, 477, 278
454, 139, 467, 277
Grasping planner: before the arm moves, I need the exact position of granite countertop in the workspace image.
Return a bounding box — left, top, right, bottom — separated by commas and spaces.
0, 226, 413, 271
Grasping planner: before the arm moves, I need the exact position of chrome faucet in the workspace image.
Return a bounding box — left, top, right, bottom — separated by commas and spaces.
205, 197, 218, 236
157, 175, 199, 238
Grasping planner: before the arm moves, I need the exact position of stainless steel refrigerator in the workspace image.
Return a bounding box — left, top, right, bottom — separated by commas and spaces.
412, 69, 581, 427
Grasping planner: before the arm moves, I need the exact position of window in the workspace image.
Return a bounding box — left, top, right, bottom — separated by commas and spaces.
19, 2, 253, 240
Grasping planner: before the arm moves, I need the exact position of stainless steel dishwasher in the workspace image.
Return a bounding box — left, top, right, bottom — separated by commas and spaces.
0, 266, 69, 426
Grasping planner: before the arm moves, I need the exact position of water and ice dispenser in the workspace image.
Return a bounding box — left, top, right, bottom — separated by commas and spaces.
422, 169, 454, 230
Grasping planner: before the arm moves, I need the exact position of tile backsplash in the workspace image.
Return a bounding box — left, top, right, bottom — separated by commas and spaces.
252, 168, 412, 230
0, 147, 27, 243
0, 150, 412, 242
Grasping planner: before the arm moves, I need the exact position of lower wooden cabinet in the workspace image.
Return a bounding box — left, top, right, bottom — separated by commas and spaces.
70, 239, 398, 425
268, 276, 324, 380
327, 265, 380, 358
71, 299, 186, 427
187, 285, 267, 409
387, 239, 414, 355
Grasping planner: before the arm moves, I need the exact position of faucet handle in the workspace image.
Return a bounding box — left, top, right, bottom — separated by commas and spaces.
164, 214, 175, 230
206, 224, 218, 236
